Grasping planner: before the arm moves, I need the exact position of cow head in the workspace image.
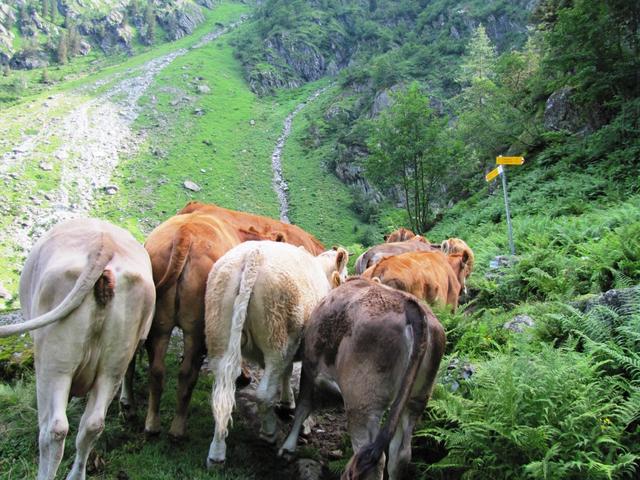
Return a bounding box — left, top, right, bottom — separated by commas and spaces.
447, 250, 472, 295
441, 238, 474, 277
317, 247, 349, 288
384, 227, 416, 243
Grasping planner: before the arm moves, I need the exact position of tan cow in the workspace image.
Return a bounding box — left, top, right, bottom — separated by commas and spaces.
354, 236, 435, 275
361, 250, 472, 311
0, 218, 155, 480
279, 278, 445, 480
383, 227, 416, 243
204, 241, 348, 466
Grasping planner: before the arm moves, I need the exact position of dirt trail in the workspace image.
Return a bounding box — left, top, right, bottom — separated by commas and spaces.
271, 88, 326, 223
0, 21, 239, 262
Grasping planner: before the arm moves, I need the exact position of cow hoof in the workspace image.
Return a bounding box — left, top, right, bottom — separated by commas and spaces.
235, 372, 252, 389
119, 402, 136, 421
206, 458, 225, 470
274, 403, 295, 421
168, 432, 186, 443
144, 428, 161, 438
277, 448, 296, 461
259, 431, 278, 444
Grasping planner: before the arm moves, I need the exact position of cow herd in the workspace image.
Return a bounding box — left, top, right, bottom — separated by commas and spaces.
0, 201, 474, 480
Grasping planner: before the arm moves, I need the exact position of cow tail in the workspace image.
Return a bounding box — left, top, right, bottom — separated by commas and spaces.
211, 248, 263, 441
154, 225, 192, 293
0, 233, 115, 337
342, 298, 430, 480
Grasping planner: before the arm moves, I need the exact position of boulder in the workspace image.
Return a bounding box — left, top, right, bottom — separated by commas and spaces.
543, 87, 587, 134
503, 314, 534, 333
78, 40, 91, 56
183, 180, 201, 192
196, 84, 210, 94
10, 49, 49, 70
573, 286, 640, 316
104, 185, 119, 195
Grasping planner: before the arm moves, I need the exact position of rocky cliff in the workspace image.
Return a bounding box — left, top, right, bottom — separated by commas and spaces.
0, 0, 213, 69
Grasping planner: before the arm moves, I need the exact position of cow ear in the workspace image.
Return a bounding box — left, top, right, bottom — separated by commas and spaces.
335, 247, 348, 272
383, 233, 389, 241
273, 232, 286, 242
441, 239, 450, 253
331, 271, 342, 288
461, 250, 470, 266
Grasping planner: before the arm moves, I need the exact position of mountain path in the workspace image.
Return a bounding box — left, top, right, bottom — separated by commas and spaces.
0, 21, 240, 263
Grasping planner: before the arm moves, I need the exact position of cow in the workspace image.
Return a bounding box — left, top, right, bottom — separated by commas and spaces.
279, 278, 445, 480
178, 200, 325, 255
384, 227, 416, 243
0, 218, 155, 480
204, 241, 348, 467
137, 202, 327, 439
354, 236, 435, 275
135, 211, 243, 438
361, 249, 472, 311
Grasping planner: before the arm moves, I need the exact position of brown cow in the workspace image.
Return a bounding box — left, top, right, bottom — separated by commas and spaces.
0, 218, 155, 480
279, 278, 445, 480
383, 227, 416, 243
354, 236, 435, 275
134, 202, 326, 438
441, 237, 474, 284
361, 249, 471, 311
179, 201, 325, 255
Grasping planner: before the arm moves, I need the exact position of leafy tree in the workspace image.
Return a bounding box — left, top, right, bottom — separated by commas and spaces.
456, 25, 496, 85
57, 32, 67, 64
452, 25, 538, 177
542, 0, 640, 119
49, 0, 56, 21
143, 4, 156, 46
41, 0, 48, 19
366, 82, 454, 233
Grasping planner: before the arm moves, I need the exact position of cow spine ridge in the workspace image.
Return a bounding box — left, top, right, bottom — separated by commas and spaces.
342, 298, 430, 480
0, 233, 115, 337
211, 247, 263, 440
154, 224, 192, 293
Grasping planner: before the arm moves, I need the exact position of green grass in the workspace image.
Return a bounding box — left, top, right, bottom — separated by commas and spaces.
0, 340, 297, 479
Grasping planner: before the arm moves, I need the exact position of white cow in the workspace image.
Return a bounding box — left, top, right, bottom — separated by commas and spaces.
0, 218, 155, 480
204, 241, 348, 467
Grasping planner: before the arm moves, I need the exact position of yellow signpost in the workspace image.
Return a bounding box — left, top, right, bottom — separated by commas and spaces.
485, 165, 503, 182
496, 156, 525, 165
485, 156, 525, 256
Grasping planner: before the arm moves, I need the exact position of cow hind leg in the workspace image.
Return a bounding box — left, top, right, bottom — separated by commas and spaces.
169, 332, 205, 439
275, 362, 295, 419
144, 328, 171, 434
119, 352, 137, 420
256, 354, 289, 443
279, 365, 315, 456
386, 409, 419, 480
345, 410, 386, 480
36, 377, 71, 480
67, 375, 119, 480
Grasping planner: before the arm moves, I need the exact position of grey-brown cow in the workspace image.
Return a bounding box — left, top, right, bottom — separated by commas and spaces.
279, 278, 445, 480
0, 218, 155, 480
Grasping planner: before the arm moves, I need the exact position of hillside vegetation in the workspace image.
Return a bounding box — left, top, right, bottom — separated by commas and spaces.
1, 0, 640, 479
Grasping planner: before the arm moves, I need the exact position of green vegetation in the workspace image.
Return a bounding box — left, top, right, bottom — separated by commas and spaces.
2, 0, 640, 479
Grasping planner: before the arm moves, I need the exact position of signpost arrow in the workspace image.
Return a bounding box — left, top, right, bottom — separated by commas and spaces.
496, 156, 525, 165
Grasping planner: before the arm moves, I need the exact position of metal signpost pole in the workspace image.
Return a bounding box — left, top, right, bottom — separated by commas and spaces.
500, 167, 516, 256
